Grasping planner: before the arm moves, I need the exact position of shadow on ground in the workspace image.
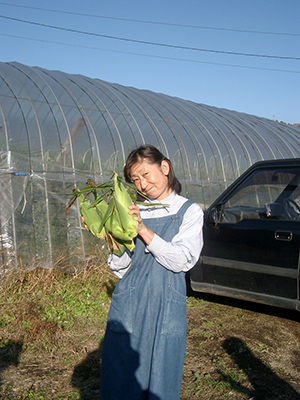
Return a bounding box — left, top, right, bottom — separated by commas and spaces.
222, 337, 300, 400
71, 342, 103, 400
0, 340, 23, 394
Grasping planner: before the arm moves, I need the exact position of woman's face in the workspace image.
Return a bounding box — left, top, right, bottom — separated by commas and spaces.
130, 159, 172, 201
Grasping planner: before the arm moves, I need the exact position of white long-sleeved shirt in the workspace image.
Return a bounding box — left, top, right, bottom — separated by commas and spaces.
107, 191, 204, 278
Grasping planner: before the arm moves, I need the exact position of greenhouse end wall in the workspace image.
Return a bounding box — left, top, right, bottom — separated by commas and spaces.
0, 61, 299, 270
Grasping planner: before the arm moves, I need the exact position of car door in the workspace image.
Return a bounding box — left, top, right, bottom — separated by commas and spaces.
198, 166, 300, 303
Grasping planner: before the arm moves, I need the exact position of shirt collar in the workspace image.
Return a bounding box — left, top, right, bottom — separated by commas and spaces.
145, 190, 176, 204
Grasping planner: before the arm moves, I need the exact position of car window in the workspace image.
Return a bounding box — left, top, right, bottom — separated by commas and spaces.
219, 168, 300, 223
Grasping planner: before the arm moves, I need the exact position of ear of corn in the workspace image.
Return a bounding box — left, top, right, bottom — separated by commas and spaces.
66, 172, 168, 256
105, 209, 136, 252
113, 173, 138, 240
96, 197, 115, 235
95, 196, 109, 220
78, 194, 106, 239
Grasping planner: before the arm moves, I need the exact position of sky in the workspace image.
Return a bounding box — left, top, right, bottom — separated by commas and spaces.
0, 0, 299, 124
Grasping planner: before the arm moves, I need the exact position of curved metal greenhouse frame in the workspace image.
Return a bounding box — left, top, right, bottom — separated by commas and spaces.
0, 61, 299, 269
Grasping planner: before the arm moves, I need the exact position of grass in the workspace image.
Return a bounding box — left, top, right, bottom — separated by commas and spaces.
0, 256, 299, 399
0, 256, 118, 399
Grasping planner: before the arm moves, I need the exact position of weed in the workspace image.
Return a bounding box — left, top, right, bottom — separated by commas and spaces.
192, 371, 236, 396
186, 296, 208, 307
0, 258, 299, 399
253, 340, 273, 355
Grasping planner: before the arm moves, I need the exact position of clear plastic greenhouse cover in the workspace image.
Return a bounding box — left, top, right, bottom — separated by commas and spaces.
0, 61, 299, 271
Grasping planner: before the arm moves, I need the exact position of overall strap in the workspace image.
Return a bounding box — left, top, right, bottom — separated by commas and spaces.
176, 199, 194, 216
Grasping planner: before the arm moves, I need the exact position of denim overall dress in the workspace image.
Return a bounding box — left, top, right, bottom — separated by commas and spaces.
100, 200, 192, 400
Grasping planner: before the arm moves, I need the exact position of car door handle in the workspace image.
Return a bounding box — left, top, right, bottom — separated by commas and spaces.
275, 230, 293, 241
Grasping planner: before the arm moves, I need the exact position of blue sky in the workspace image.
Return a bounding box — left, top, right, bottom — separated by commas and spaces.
0, 0, 299, 124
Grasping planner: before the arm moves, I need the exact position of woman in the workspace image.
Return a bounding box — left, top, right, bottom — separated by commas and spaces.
100, 145, 203, 400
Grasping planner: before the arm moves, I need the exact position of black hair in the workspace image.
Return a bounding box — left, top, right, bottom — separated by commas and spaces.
123, 144, 181, 195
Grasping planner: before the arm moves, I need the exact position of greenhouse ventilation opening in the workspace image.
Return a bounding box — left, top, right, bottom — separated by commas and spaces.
0, 61, 299, 272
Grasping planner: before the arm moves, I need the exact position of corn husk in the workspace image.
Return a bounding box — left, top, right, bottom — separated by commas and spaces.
66, 173, 160, 255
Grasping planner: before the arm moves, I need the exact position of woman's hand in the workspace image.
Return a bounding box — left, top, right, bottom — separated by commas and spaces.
80, 215, 89, 231
105, 232, 119, 251
129, 205, 154, 245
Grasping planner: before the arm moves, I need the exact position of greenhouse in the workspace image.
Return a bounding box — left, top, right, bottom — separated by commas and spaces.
0, 61, 299, 270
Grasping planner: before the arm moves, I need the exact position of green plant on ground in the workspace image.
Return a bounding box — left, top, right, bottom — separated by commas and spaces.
0, 258, 299, 399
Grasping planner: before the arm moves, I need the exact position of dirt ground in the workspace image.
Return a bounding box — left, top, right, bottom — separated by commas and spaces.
181, 292, 300, 400
0, 289, 300, 399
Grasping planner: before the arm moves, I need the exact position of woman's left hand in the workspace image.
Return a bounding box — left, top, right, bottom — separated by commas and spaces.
129, 205, 154, 245
128, 204, 144, 233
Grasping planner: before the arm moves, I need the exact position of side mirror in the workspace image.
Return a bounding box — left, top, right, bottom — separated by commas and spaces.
207, 203, 223, 225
